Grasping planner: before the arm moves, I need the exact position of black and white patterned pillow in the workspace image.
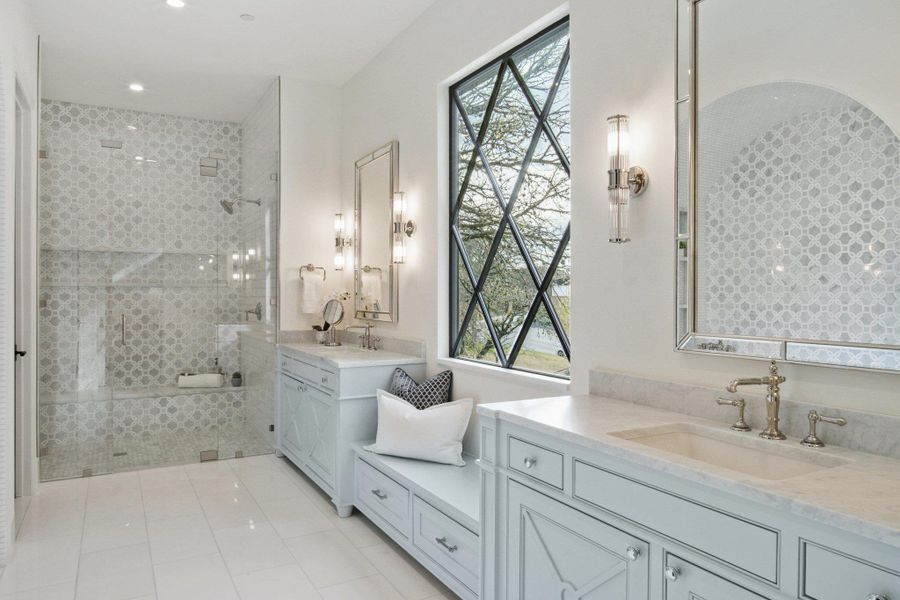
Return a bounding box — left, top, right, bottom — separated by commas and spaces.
388, 368, 453, 410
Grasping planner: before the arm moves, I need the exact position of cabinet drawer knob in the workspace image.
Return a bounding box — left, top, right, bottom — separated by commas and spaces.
321, 375, 328, 384
664, 566, 680, 581
370, 489, 387, 500
866, 595, 889, 600
435, 536, 458, 553
523, 456, 537, 469
625, 546, 641, 561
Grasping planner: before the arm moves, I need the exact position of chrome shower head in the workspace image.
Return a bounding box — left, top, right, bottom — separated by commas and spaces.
219, 198, 261, 214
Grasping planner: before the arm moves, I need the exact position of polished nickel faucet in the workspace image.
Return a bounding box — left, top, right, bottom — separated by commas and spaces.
726, 360, 787, 440
346, 322, 377, 350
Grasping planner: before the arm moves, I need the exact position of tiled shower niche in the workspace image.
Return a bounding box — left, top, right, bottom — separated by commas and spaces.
38, 99, 277, 480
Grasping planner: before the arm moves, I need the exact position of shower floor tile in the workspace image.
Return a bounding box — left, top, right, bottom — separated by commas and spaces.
40, 425, 273, 482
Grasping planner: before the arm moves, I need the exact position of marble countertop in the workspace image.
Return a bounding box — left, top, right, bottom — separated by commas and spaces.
478, 395, 900, 549
278, 342, 424, 368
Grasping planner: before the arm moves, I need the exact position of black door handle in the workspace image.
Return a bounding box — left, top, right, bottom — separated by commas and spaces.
14, 345, 26, 360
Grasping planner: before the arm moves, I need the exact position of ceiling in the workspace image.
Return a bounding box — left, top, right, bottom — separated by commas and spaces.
31, 0, 436, 122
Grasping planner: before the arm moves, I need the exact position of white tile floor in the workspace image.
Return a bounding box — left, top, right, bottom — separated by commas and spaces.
3, 454, 457, 600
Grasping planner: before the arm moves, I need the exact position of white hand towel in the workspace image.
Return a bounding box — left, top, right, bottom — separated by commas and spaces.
361, 270, 383, 311
300, 270, 325, 314
177, 373, 224, 388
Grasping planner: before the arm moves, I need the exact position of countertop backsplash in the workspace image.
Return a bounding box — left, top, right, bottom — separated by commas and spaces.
590, 369, 900, 460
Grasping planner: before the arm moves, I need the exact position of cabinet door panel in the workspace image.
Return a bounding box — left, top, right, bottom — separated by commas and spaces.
507, 480, 649, 600
279, 376, 305, 461
664, 555, 768, 600
304, 385, 336, 485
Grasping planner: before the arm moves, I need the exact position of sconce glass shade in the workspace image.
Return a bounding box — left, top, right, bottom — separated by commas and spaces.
334, 213, 345, 270
392, 192, 407, 264
608, 115, 631, 243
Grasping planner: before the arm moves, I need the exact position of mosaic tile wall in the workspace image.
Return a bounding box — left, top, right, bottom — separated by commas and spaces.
39, 99, 245, 396
39, 389, 245, 448
38, 100, 270, 465
694, 84, 900, 366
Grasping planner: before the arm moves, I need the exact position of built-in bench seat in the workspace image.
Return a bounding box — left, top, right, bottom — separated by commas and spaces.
352, 444, 480, 600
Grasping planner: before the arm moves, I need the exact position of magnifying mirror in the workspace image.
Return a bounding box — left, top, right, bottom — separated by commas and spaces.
323, 299, 344, 346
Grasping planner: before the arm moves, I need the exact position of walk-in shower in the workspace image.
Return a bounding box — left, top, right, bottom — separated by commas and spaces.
37, 80, 281, 481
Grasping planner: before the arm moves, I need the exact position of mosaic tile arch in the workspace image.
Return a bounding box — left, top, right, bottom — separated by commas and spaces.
696, 82, 899, 358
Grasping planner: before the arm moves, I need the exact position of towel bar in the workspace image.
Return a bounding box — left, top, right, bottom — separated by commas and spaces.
300, 264, 327, 280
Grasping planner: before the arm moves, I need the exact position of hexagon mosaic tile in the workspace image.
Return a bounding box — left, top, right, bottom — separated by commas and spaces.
696, 95, 899, 365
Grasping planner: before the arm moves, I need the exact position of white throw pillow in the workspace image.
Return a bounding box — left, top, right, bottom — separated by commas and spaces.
365, 389, 473, 466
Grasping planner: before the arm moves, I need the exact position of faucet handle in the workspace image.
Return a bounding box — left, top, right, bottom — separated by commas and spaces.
716, 397, 751, 432
801, 410, 847, 448
768, 360, 786, 383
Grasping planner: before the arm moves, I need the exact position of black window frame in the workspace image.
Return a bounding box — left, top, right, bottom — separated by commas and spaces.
449, 17, 571, 379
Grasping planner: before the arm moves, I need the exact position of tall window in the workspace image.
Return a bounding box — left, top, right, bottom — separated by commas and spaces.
449, 19, 571, 378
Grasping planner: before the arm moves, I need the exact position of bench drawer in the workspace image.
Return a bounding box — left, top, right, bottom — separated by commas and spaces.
355, 458, 411, 538
412, 496, 479, 593
508, 436, 564, 489
802, 541, 900, 600
573, 460, 779, 583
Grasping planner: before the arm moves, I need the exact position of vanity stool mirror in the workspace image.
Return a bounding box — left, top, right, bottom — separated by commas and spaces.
354, 141, 400, 322
675, 0, 900, 372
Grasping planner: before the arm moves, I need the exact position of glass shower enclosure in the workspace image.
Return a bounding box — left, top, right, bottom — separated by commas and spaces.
37, 80, 280, 481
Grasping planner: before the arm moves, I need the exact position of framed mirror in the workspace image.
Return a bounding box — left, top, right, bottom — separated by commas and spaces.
354, 141, 399, 322
675, 0, 900, 372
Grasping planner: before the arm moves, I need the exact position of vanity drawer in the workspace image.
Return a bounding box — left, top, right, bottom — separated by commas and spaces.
508, 436, 564, 489
801, 541, 900, 600
573, 460, 779, 583
412, 496, 479, 593
316, 369, 336, 391
280, 354, 335, 391
355, 458, 411, 538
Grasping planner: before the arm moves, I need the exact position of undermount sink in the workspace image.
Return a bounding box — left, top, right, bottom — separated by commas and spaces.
609, 423, 851, 481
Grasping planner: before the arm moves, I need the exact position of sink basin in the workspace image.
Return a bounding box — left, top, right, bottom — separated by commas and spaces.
609, 423, 850, 480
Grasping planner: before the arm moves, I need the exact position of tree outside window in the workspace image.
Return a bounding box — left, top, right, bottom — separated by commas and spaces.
450, 19, 571, 378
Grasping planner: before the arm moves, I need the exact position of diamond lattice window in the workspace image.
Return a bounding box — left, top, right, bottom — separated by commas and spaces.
450, 19, 571, 378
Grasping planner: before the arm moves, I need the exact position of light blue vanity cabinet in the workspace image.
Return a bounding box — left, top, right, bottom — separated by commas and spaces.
276, 343, 424, 517
507, 479, 649, 599
478, 397, 900, 600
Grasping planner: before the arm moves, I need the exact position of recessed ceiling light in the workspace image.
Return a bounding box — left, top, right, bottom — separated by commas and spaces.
239, 13, 255, 21
129, 83, 145, 92
126, 125, 137, 131
166, 0, 185, 7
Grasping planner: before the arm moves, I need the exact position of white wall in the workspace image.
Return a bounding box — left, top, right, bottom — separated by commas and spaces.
282, 0, 900, 451
0, 0, 39, 565
278, 78, 344, 332
568, 0, 900, 414
337, 0, 573, 449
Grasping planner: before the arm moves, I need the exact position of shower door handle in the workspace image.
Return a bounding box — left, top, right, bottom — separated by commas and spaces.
121, 314, 127, 346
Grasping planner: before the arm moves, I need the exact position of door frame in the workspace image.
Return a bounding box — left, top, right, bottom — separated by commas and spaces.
14, 76, 38, 498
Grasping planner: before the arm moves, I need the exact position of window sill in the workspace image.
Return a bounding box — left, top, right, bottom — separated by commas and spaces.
436, 357, 571, 394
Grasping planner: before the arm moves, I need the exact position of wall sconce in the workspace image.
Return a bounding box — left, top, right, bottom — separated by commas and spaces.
334, 213, 351, 270
607, 114, 648, 243
392, 192, 416, 264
